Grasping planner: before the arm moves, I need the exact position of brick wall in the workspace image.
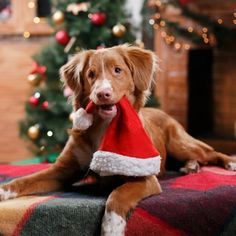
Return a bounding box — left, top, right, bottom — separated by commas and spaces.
213, 46, 236, 137
190, 0, 236, 26
155, 30, 189, 128
0, 38, 48, 163
154, 0, 236, 139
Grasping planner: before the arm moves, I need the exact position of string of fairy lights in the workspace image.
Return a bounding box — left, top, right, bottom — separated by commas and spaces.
148, 0, 236, 51
23, 0, 45, 39
24, 0, 236, 51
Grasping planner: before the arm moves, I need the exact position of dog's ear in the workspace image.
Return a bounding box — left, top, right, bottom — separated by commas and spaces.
124, 46, 159, 91
60, 56, 78, 90
60, 50, 93, 91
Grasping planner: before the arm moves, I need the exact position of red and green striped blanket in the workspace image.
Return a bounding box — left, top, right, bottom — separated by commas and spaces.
0, 164, 236, 236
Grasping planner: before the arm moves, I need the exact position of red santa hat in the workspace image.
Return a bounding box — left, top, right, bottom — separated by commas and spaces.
73, 96, 161, 177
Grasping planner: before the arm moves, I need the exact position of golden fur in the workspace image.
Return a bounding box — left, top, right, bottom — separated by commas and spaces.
1, 45, 235, 235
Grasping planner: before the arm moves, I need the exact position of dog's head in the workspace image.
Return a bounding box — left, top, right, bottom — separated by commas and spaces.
60, 44, 158, 119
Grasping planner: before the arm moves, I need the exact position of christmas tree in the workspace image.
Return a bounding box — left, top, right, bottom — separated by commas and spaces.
20, 0, 136, 161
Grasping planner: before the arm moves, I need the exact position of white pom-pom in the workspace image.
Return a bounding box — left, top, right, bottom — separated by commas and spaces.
73, 108, 93, 130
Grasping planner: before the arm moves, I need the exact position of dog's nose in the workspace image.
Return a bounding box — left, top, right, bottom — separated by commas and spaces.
97, 89, 112, 101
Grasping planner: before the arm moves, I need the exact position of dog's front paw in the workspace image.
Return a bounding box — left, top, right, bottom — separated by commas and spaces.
0, 186, 18, 201
101, 210, 126, 236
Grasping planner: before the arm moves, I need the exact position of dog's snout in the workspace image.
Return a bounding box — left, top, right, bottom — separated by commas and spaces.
97, 89, 112, 101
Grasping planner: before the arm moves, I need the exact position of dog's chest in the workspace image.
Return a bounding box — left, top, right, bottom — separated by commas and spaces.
90, 120, 110, 152
72, 118, 110, 167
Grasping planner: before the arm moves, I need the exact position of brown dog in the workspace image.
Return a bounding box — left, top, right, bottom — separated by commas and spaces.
0, 45, 235, 235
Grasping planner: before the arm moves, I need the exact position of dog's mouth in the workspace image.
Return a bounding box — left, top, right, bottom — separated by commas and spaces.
100, 104, 114, 111
97, 104, 117, 120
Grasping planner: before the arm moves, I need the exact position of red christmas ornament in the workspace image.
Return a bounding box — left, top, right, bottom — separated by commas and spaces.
90, 12, 106, 26
29, 96, 39, 107
55, 30, 70, 45
179, 0, 190, 5
41, 101, 49, 110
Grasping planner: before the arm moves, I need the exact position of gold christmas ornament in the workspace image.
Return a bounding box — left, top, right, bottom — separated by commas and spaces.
28, 125, 40, 140
52, 10, 65, 25
27, 73, 42, 86
112, 24, 126, 37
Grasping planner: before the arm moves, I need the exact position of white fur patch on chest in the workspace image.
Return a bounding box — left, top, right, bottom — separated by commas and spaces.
0, 188, 17, 201
101, 210, 126, 236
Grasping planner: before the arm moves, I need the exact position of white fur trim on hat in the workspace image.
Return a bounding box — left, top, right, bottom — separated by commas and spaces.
73, 108, 93, 130
90, 151, 161, 176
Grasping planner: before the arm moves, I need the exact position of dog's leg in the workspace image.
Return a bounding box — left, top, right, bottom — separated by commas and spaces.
0, 175, 62, 201
0, 152, 81, 201
101, 175, 162, 236
167, 121, 236, 172
206, 151, 236, 171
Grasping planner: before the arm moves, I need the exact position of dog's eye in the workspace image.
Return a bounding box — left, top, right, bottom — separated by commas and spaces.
114, 67, 122, 74
88, 70, 95, 79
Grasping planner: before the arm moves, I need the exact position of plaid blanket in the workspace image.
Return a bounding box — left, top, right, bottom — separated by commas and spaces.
0, 164, 236, 236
